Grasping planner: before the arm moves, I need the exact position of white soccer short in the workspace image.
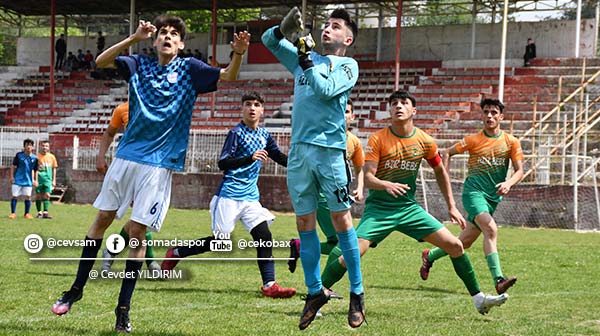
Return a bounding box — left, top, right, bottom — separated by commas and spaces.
11, 184, 32, 197
209, 195, 275, 235
93, 158, 172, 232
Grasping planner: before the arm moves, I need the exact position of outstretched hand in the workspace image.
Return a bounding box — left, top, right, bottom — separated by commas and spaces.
230, 31, 251, 55
133, 20, 156, 41
252, 149, 268, 162
448, 206, 467, 230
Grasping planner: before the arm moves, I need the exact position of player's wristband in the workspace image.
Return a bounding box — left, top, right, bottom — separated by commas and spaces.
298, 53, 314, 71
234, 51, 245, 56
274, 27, 285, 40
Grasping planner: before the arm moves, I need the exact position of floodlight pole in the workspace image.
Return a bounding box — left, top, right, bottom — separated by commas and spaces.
498, 0, 509, 102
50, 0, 55, 115
576, 0, 582, 57
394, 0, 403, 91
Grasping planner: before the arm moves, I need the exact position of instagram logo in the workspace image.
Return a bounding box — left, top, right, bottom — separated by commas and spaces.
24, 234, 44, 254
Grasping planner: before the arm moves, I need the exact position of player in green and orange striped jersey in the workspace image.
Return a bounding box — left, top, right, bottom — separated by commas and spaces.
321, 90, 509, 315
421, 98, 524, 296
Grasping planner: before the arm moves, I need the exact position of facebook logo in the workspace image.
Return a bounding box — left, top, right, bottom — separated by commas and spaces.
106, 234, 126, 254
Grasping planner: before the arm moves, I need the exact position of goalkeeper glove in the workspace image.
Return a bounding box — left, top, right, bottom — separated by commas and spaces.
279, 7, 304, 43
296, 34, 315, 70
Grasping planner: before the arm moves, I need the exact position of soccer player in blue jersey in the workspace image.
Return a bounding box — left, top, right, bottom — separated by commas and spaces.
161, 91, 296, 299
8, 139, 38, 219
262, 7, 365, 329
51, 15, 250, 333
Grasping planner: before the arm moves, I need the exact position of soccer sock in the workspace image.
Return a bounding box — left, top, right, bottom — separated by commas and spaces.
176, 236, 214, 257
251, 222, 275, 285
298, 229, 322, 295
117, 260, 143, 308
485, 252, 504, 283
321, 246, 347, 289
71, 236, 103, 291
36, 199, 42, 212
145, 231, 154, 267
450, 253, 481, 296
428, 247, 449, 262
10, 198, 17, 213
43, 199, 50, 212
337, 228, 363, 294
320, 238, 338, 255
24, 200, 31, 214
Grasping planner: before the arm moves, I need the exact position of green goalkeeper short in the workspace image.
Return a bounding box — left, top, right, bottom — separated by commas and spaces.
356, 201, 444, 246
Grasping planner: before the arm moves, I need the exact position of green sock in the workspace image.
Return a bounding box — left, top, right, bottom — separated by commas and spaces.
485, 252, 504, 284
120, 227, 130, 243
428, 247, 449, 262
450, 253, 481, 296
321, 246, 347, 289
43, 199, 50, 212
145, 231, 154, 264
320, 240, 337, 255
35, 200, 42, 212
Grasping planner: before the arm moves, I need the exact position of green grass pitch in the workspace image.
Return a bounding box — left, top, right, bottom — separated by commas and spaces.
1, 202, 599, 335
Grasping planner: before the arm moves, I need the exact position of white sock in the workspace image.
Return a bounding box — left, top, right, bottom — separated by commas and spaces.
264, 281, 276, 288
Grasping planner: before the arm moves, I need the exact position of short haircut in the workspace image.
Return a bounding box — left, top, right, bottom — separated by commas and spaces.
347, 98, 354, 109
242, 91, 264, 104
41, 140, 50, 145
480, 98, 505, 113
388, 89, 416, 107
23, 139, 34, 147
153, 15, 187, 40
329, 8, 358, 46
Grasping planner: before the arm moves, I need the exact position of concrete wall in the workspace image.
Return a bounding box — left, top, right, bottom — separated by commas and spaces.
17, 19, 596, 66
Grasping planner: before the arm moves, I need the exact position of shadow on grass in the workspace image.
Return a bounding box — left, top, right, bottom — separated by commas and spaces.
370, 284, 460, 295
137, 286, 258, 296
0, 322, 190, 336
28, 271, 74, 278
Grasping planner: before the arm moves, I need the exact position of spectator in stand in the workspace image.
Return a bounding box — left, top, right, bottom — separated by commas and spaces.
84, 50, 95, 70
184, 48, 193, 57
523, 38, 536, 67
208, 56, 220, 67
66, 52, 78, 71
193, 49, 205, 62
77, 49, 85, 65
55, 34, 67, 70
141, 48, 149, 56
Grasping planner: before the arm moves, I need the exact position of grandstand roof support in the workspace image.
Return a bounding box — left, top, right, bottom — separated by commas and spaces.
498, 0, 508, 101
394, 0, 403, 91
210, 0, 218, 118
50, 0, 55, 115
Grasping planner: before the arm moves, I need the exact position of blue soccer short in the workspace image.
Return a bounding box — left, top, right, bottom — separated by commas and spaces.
287, 143, 351, 216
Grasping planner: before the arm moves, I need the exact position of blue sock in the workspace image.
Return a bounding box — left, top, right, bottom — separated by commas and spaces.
298, 229, 322, 295
337, 228, 364, 294
24, 200, 31, 215
11, 198, 17, 214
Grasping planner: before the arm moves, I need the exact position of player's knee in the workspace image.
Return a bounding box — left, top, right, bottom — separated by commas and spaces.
127, 221, 146, 239
445, 239, 464, 257
94, 210, 116, 228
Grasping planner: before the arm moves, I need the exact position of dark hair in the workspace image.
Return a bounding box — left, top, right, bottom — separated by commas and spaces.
242, 91, 264, 104
480, 98, 505, 113
41, 140, 50, 144
347, 98, 354, 108
388, 89, 416, 107
23, 139, 34, 147
153, 15, 187, 40
329, 8, 358, 46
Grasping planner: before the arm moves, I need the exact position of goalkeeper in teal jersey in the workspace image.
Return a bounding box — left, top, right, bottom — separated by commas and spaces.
262, 7, 365, 330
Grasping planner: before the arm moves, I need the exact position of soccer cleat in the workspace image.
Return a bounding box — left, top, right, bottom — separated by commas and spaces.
51, 289, 83, 315
288, 238, 300, 273
147, 261, 162, 272
161, 248, 179, 271
101, 248, 114, 273
114, 306, 132, 333
327, 288, 343, 299
299, 289, 330, 330
43, 212, 53, 219
8, 213, 16, 219
24, 213, 33, 219
36, 212, 43, 219
420, 249, 433, 280
475, 293, 509, 315
495, 276, 517, 294
261, 282, 297, 298
348, 292, 366, 328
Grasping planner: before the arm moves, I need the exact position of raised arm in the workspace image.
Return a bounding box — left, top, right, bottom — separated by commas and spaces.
219, 31, 250, 81
96, 20, 156, 68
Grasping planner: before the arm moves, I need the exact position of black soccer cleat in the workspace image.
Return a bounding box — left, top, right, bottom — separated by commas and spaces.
114, 306, 132, 333
348, 292, 366, 328
299, 289, 330, 330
